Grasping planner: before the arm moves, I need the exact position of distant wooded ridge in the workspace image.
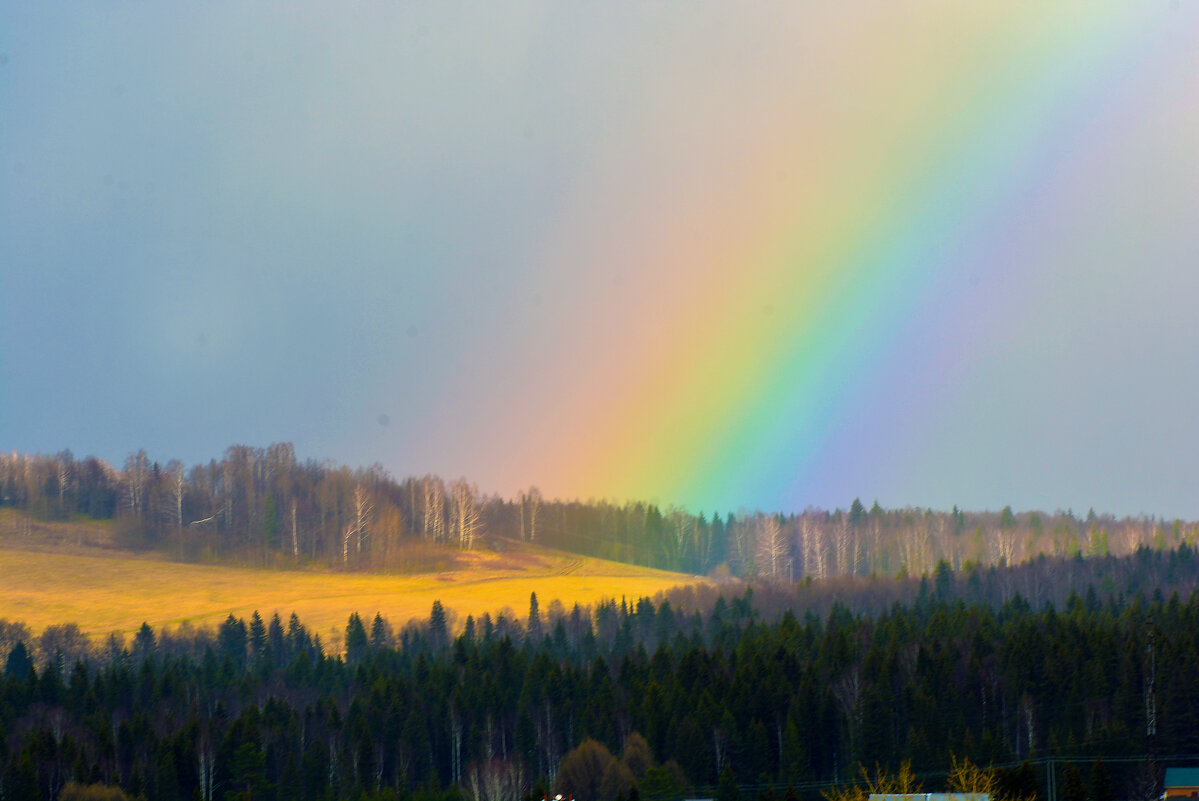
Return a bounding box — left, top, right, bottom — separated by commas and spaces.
1, 444, 1192, 576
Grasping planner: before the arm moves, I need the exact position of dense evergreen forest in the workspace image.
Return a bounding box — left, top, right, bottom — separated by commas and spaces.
5, 445, 1198, 800
4, 546, 1199, 801
1, 445, 1194, 577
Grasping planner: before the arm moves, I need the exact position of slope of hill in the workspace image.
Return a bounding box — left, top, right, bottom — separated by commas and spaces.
7, 447, 1197, 585
0, 531, 701, 643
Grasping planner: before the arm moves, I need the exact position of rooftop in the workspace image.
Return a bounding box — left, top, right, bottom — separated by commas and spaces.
1166, 769, 1199, 788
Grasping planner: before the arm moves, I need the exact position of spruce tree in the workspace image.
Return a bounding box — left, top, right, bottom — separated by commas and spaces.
528, 592, 543, 643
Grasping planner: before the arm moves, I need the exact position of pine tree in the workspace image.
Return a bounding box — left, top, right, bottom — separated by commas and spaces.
370, 612, 390, 649
249, 611, 267, 664
345, 613, 368, 665
717, 764, 741, 801
132, 622, 155, 663
217, 614, 247, 667
430, 601, 448, 651
1089, 758, 1113, 801
5, 641, 34, 678
1062, 765, 1087, 801
528, 592, 543, 643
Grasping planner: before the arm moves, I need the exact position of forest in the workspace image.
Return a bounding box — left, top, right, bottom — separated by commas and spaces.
1, 445, 1194, 578
4, 445, 1198, 801
3, 544, 1199, 801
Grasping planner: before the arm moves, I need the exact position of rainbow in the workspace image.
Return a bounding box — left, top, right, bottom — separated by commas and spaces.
537, 3, 1191, 513
5, 2, 1194, 517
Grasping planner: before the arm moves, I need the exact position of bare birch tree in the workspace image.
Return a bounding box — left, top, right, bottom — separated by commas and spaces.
522, 487, 542, 542
291, 498, 299, 560
124, 449, 150, 517
452, 479, 481, 550
55, 450, 73, 507
197, 727, 216, 801
834, 514, 852, 576
869, 509, 882, 574
467, 758, 526, 801
165, 459, 185, 530
422, 477, 446, 543
342, 483, 374, 566
757, 514, 787, 579
353, 483, 373, 555
733, 515, 756, 578
994, 525, 1018, 566
799, 513, 828, 580
669, 508, 692, 566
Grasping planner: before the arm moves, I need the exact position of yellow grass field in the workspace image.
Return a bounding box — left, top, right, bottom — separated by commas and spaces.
0, 540, 703, 646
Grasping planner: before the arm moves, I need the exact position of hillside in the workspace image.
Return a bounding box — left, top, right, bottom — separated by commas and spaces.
0, 525, 701, 643
3, 560, 1194, 801
6, 446, 1195, 585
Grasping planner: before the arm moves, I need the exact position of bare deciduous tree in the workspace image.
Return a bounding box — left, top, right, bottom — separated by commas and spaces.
801, 513, 827, 579
423, 477, 446, 543
452, 479, 481, 550
733, 516, 756, 578
123, 449, 150, 516
343, 484, 374, 565
669, 508, 692, 564
522, 487, 542, 542
834, 514, 852, 576
756, 514, 787, 579
165, 459, 185, 530
55, 450, 73, 506
291, 497, 299, 560
467, 758, 526, 801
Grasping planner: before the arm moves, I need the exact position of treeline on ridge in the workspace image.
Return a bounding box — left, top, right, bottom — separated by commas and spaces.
3, 571, 1196, 801
2, 445, 1194, 577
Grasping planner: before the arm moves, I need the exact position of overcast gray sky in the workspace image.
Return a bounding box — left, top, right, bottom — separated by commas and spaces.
3, 3, 1199, 517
